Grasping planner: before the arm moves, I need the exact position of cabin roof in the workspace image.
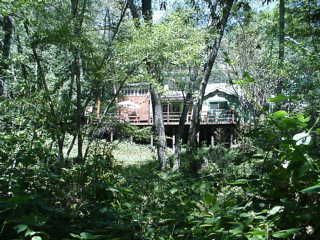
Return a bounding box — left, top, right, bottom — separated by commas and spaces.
207, 95, 228, 102
205, 83, 237, 96
161, 83, 238, 101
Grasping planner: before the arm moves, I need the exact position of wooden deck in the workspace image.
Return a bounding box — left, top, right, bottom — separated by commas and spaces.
103, 110, 236, 126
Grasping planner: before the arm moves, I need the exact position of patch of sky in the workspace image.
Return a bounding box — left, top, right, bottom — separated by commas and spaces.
153, 0, 183, 23
252, 0, 276, 13
153, 0, 276, 24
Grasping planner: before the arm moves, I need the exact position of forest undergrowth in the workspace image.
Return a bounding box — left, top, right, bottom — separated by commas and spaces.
1, 111, 320, 240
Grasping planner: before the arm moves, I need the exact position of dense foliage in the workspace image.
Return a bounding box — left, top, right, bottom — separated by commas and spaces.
1, 0, 319, 239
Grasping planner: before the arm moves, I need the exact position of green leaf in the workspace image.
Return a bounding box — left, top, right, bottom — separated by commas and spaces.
230, 179, 249, 185
268, 95, 288, 102
301, 184, 320, 193
272, 228, 300, 238
70, 233, 82, 239
80, 232, 103, 239
25, 229, 37, 237
234, 71, 255, 85
248, 231, 267, 236
106, 187, 119, 193
169, 188, 178, 194
203, 192, 216, 205
14, 224, 28, 234
31, 236, 42, 240
70, 232, 103, 240
271, 110, 288, 119
268, 206, 284, 216
268, 95, 298, 103
239, 212, 251, 218
297, 114, 310, 123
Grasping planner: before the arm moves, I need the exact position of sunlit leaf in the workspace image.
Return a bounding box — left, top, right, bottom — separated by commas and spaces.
268, 95, 288, 102
272, 228, 300, 238
14, 224, 28, 234
169, 188, 178, 194
234, 71, 255, 85
268, 206, 284, 216
293, 131, 311, 145
271, 110, 288, 119
301, 184, 320, 193
31, 236, 42, 240
248, 231, 266, 236
230, 179, 249, 185
80, 232, 104, 239
297, 114, 310, 123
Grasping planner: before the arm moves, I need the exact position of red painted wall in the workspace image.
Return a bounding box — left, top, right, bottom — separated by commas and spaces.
119, 95, 151, 122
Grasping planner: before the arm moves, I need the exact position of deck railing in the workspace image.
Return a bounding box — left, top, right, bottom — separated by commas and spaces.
162, 110, 235, 124
91, 110, 236, 125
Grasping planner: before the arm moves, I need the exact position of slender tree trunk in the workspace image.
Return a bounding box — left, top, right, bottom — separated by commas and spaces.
0, 15, 14, 96
134, 0, 168, 169
150, 86, 168, 170
173, 92, 192, 170
74, 52, 83, 162
71, 0, 87, 162
24, 21, 66, 163
128, 0, 168, 169
279, 0, 285, 65
188, 0, 235, 146
16, 34, 28, 84
276, 0, 285, 97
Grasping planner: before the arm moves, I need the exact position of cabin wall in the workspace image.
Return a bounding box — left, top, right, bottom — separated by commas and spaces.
120, 95, 151, 122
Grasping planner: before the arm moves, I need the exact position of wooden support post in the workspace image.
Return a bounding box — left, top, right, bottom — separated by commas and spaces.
172, 134, 176, 152
197, 131, 200, 145
211, 135, 214, 146
96, 98, 101, 117
230, 133, 233, 146
150, 135, 153, 146
110, 131, 114, 142
130, 136, 133, 143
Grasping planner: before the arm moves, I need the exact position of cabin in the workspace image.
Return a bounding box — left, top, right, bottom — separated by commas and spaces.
115, 82, 239, 147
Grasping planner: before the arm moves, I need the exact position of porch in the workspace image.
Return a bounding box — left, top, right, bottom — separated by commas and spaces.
117, 110, 236, 126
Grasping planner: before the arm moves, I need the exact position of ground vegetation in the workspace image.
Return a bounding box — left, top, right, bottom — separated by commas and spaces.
0, 0, 319, 239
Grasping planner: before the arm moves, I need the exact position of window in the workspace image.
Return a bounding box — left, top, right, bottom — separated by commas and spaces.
163, 104, 168, 113
122, 87, 149, 96
170, 103, 180, 113
210, 102, 227, 110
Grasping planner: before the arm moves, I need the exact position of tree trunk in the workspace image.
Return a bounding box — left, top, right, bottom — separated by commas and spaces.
16, 34, 28, 84
74, 51, 83, 162
150, 86, 169, 170
142, 0, 152, 21
71, 0, 87, 162
139, 0, 168, 170
24, 21, 66, 163
128, 0, 140, 27
276, 0, 285, 97
279, 0, 285, 65
0, 15, 14, 96
188, 0, 235, 146
128, 0, 168, 169
173, 92, 192, 170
